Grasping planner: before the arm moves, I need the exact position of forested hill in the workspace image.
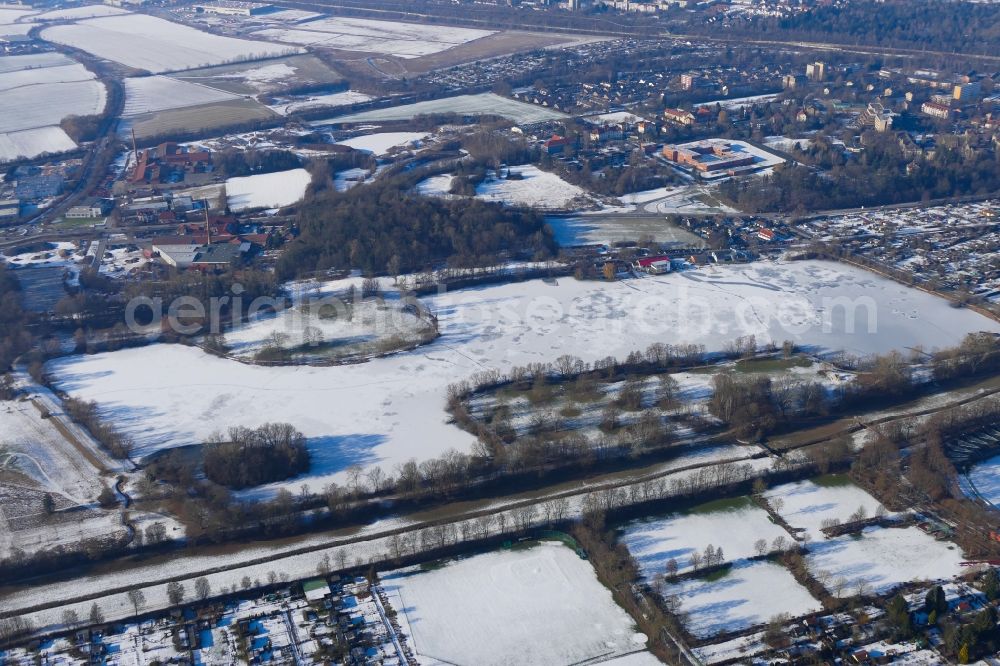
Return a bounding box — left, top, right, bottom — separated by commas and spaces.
700, 0, 1000, 55
276, 180, 556, 279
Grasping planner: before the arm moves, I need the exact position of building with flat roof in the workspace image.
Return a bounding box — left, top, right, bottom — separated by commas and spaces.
0, 198, 18, 223
662, 142, 756, 173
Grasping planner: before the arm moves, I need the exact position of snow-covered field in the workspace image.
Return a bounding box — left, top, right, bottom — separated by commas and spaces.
669, 560, 822, 638
546, 213, 707, 247
0, 52, 105, 161
41, 13, 296, 73
316, 92, 568, 125
123, 75, 238, 116
806, 526, 966, 597
764, 135, 814, 153
621, 498, 790, 577
476, 165, 589, 209
382, 542, 647, 665
764, 477, 887, 541
965, 454, 1000, 505
252, 16, 493, 58
618, 184, 738, 216
225, 168, 311, 211
33, 3, 128, 20
269, 89, 371, 115
46, 260, 1000, 487
336, 131, 427, 155
415, 174, 455, 197
0, 399, 104, 503
0, 127, 77, 162
334, 167, 368, 192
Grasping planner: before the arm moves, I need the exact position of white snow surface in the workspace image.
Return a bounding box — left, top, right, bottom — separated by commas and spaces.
123, 75, 239, 116
315, 93, 567, 125
269, 89, 371, 115
251, 16, 493, 59
764, 477, 886, 541
46, 260, 1000, 487
0, 52, 105, 160
621, 499, 789, 576
669, 560, 822, 638
33, 4, 128, 20
806, 526, 966, 597
476, 165, 588, 209
964, 455, 1000, 506
41, 13, 297, 73
0, 127, 77, 162
336, 131, 427, 155
225, 168, 311, 211
382, 542, 646, 665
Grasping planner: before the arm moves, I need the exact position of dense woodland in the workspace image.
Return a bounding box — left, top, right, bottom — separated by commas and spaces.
278, 177, 555, 278
705, 0, 1000, 55
213, 149, 303, 179
203, 423, 310, 489
720, 134, 1000, 213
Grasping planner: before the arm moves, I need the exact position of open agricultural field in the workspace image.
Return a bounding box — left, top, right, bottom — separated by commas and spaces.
317, 92, 568, 125
123, 75, 239, 117
251, 16, 493, 59
381, 541, 649, 665
225, 167, 312, 211
173, 53, 343, 96
41, 13, 297, 74
43, 260, 1000, 490
124, 98, 278, 141
0, 52, 105, 161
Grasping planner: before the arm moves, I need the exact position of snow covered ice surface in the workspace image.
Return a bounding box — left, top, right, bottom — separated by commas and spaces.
225, 168, 312, 211
382, 541, 648, 666
46, 260, 1000, 489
